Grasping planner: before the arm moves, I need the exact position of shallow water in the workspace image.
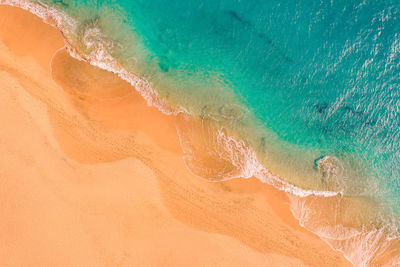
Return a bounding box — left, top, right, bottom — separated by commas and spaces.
6, 0, 400, 264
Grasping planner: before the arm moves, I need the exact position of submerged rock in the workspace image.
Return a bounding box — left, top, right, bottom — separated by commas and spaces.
314, 103, 329, 114
315, 155, 341, 176
314, 156, 345, 191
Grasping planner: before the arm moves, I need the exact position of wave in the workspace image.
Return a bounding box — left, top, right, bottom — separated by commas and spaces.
3, 0, 337, 197
176, 112, 339, 198
289, 194, 400, 266
0, 0, 177, 115
2, 0, 400, 265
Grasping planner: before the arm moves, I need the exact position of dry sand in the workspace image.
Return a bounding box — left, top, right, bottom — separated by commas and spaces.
0, 5, 352, 266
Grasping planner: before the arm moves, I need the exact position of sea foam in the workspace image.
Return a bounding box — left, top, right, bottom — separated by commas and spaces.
2, 1, 400, 265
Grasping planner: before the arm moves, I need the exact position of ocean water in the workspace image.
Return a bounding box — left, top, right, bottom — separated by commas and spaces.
4, 0, 400, 265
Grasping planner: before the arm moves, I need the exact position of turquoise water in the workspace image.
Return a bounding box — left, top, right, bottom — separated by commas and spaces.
17, 0, 400, 263
58, 0, 400, 203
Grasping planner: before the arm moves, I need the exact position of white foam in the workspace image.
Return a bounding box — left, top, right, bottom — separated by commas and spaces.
178, 116, 400, 265
3, 1, 400, 265
0, 0, 178, 115
177, 121, 339, 197
289, 193, 400, 266
1, 0, 340, 198
0, 0, 76, 32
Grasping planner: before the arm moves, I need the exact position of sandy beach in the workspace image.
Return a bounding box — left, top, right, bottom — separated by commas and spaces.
0, 5, 351, 266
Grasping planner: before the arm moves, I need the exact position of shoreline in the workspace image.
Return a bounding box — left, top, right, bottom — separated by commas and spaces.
1, 0, 345, 199
0, 4, 353, 266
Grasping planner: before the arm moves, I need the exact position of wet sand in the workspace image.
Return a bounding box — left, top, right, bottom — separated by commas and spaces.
0, 4, 351, 266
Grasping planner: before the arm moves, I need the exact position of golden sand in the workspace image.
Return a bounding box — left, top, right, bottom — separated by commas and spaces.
0, 5, 351, 266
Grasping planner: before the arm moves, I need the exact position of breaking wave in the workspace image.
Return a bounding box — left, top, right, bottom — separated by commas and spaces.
2, 1, 400, 265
